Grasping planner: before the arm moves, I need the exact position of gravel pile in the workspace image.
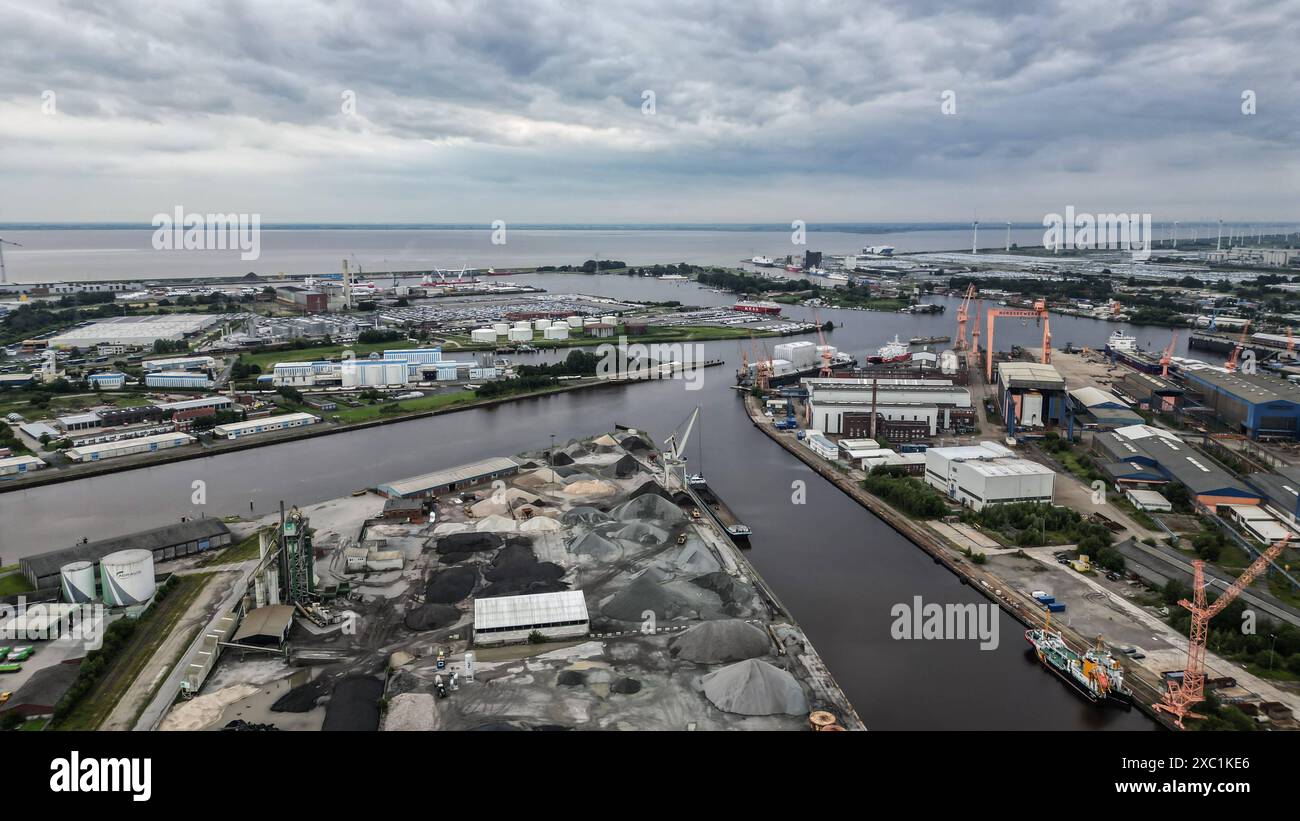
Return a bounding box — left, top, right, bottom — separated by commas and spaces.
271, 678, 330, 713
611, 453, 640, 478
322, 676, 385, 731
610, 494, 684, 523
382, 692, 439, 731
602, 567, 722, 621
425, 565, 478, 603
436, 532, 503, 555
629, 481, 674, 502
671, 619, 770, 663
700, 659, 808, 716
618, 434, 650, 451
610, 677, 643, 694
569, 531, 623, 562
613, 521, 669, 545
404, 603, 462, 631
562, 506, 611, 526
550, 451, 576, 466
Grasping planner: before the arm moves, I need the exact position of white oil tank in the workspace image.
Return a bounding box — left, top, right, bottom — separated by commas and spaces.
492, 322, 509, 336
513, 320, 532, 330
100, 548, 156, 606
601, 315, 617, 326
508, 327, 533, 342
544, 325, 569, 340
534, 318, 552, 330
470, 328, 497, 343
60, 560, 96, 604
566, 316, 584, 329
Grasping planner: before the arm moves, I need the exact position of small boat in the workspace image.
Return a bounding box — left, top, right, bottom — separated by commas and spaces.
909, 335, 951, 345
868, 335, 912, 364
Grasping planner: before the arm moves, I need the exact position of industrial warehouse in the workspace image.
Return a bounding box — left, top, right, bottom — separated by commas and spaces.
1181, 368, 1300, 440
923, 442, 1055, 510
803, 376, 976, 438
1092, 424, 1263, 508
18, 519, 232, 590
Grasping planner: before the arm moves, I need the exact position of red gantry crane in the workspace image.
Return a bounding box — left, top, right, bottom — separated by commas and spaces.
984, 299, 1051, 382
813, 310, 834, 377
1159, 332, 1178, 378
1155, 534, 1291, 728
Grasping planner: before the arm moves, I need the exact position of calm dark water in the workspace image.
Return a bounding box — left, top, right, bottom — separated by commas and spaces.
0, 276, 1163, 729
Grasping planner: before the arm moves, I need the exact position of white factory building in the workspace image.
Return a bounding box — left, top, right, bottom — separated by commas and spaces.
803, 377, 973, 435
142, 355, 216, 372
145, 371, 212, 389
46, 314, 219, 349
65, 431, 196, 462
924, 441, 1054, 511
86, 372, 127, 390
212, 412, 318, 439
0, 454, 46, 477
473, 590, 590, 646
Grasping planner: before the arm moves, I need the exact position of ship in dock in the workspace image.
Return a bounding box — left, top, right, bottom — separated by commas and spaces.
1025, 625, 1132, 707
909, 335, 951, 345
688, 476, 752, 539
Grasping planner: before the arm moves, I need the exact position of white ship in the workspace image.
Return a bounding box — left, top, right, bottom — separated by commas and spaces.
1106, 330, 1138, 352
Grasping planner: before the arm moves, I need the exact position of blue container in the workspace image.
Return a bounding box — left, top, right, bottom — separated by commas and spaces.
1047, 602, 1066, 613
1034, 594, 1055, 604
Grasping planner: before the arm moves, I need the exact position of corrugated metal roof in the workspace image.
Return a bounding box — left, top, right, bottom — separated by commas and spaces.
379, 457, 519, 497
474, 590, 588, 631
20, 518, 230, 582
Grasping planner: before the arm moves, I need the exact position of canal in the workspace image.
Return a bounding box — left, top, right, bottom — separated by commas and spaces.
1, 275, 1168, 729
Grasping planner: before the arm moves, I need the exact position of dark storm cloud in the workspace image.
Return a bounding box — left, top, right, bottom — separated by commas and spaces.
0, 0, 1295, 221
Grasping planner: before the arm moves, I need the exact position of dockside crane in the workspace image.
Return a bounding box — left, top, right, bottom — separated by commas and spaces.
1154, 534, 1291, 728
813, 310, 834, 377
1223, 321, 1251, 373
1159, 332, 1178, 378
984, 299, 1050, 382
661, 406, 700, 488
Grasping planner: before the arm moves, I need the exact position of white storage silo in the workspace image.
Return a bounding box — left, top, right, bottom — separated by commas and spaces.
508, 327, 534, 342
601, 315, 617, 326
471, 328, 497, 344
583, 317, 600, 327
566, 316, 584, 329
513, 320, 532, 330
534, 318, 552, 330
544, 325, 569, 340
60, 561, 97, 604
100, 549, 156, 606
492, 322, 509, 337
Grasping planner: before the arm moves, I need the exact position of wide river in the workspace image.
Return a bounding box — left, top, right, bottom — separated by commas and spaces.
0, 273, 1178, 729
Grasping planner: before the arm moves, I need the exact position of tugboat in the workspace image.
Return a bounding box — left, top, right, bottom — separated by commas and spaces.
1025, 618, 1133, 707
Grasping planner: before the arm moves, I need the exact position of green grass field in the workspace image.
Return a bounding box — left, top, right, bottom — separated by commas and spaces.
0, 573, 33, 596
52, 573, 211, 731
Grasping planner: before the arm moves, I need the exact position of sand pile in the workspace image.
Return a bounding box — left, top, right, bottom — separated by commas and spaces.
700, 659, 808, 716
470, 497, 510, 517
432, 522, 469, 537
569, 531, 623, 562
475, 514, 519, 533
591, 434, 620, 451
516, 467, 565, 488
562, 506, 611, 526
382, 692, 439, 731
519, 516, 561, 531
610, 493, 685, 523
602, 567, 723, 621
161, 683, 259, 730
565, 479, 617, 496
425, 566, 478, 603
672, 620, 770, 663
436, 532, 503, 555
404, 603, 462, 631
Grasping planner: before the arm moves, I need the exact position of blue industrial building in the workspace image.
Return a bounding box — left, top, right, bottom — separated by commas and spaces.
1183, 370, 1300, 440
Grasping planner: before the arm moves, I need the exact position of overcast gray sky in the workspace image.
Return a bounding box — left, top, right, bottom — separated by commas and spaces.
1, 0, 1297, 223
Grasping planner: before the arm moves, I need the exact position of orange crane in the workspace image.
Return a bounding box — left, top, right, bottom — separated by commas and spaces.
748, 331, 772, 392
968, 299, 982, 374
1159, 332, 1178, 378
954, 284, 976, 356
1223, 321, 1251, 373
984, 299, 1050, 382
813, 310, 834, 377
1154, 534, 1291, 728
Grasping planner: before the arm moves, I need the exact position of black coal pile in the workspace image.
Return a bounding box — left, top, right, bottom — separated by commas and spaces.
272, 677, 331, 713
550, 451, 576, 466
611, 453, 640, 478
478, 544, 566, 597
322, 676, 385, 731
425, 565, 479, 603
404, 603, 462, 631
629, 480, 674, 501
222, 720, 280, 731
619, 435, 649, 451
610, 677, 642, 695
557, 670, 586, 686
436, 532, 504, 555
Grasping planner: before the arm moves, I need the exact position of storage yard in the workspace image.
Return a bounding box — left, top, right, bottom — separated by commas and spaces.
145, 431, 859, 731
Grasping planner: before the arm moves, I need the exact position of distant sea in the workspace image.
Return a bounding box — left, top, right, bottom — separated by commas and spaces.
0, 223, 1058, 283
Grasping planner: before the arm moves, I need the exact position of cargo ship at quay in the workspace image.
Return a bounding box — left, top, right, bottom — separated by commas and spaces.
1025, 625, 1133, 707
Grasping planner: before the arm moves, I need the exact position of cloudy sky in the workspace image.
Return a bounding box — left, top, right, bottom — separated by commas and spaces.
1, 0, 1297, 223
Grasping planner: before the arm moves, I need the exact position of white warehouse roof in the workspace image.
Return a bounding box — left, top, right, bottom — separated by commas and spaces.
474, 590, 588, 631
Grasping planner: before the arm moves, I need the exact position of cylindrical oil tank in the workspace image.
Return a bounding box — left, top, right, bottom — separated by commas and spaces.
513, 320, 531, 330
492, 322, 509, 336
100, 548, 156, 606
534, 318, 552, 330
471, 328, 497, 343
601, 315, 617, 326
566, 316, 584, 329
60, 561, 96, 604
